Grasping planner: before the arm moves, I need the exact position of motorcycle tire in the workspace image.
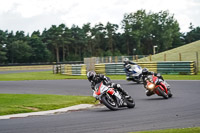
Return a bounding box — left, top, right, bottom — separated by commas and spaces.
156, 87, 168, 99
125, 97, 135, 108
168, 89, 173, 98
101, 94, 118, 111
136, 81, 140, 84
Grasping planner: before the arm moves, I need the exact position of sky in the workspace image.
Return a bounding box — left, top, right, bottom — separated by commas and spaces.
0, 0, 200, 34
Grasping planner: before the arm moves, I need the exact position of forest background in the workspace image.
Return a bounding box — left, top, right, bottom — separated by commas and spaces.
0, 10, 200, 64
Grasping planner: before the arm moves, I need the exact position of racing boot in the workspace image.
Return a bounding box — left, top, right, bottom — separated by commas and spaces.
114, 84, 130, 99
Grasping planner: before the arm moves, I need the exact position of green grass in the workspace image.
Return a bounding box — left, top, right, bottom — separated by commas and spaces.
0, 94, 96, 116
131, 127, 200, 133
161, 74, 200, 80
108, 74, 200, 80
138, 40, 200, 62
0, 71, 200, 81
137, 40, 200, 71
0, 71, 87, 81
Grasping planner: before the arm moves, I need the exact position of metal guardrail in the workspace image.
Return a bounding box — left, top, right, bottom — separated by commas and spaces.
54, 61, 196, 75
94, 61, 196, 75
53, 64, 86, 75
157, 61, 196, 75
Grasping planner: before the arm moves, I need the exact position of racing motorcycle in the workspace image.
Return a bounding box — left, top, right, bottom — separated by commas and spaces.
124, 64, 143, 84
93, 82, 135, 110
144, 74, 172, 99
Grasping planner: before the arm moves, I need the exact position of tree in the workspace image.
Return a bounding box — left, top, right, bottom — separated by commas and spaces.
105, 22, 119, 54
9, 40, 31, 63
0, 30, 8, 63
184, 25, 200, 44
44, 25, 63, 63
91, 23, 106, 56
121, 10, 182, 55
29, 31, 52, 62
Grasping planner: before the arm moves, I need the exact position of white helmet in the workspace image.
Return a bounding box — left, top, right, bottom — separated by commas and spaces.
123, 58, 129, 63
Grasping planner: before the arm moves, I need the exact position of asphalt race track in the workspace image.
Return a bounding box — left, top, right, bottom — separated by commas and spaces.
0, 79, 200, 133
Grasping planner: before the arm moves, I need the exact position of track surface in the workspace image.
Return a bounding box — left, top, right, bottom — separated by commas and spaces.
0, 80, 200, 133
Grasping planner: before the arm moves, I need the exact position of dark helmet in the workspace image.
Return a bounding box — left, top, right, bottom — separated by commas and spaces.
142, 68, 149, 75
87, 71, 96, 81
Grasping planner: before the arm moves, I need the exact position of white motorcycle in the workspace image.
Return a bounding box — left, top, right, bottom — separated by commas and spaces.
124, 64, 143, 84
93, 81, 135, 111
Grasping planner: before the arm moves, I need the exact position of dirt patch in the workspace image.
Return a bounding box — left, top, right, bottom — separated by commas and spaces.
21, 106, 40, 111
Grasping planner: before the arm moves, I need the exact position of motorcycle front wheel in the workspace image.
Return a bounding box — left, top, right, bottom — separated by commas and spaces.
156, 87, 168, 99
101, 94, 118, 111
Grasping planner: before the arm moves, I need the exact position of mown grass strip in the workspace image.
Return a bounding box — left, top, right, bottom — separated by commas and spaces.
0, 71, 86, 81
107, 74, 200, 80
0, 71, 200, 81
130, 127, 200, 133
0, 94, 96, 116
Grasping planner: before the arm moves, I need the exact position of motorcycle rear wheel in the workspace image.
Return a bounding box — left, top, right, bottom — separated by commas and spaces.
156, 87, 168, 99
101, 94, 118, 111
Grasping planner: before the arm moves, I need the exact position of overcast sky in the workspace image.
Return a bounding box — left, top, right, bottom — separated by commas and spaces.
0, 0, 200, 34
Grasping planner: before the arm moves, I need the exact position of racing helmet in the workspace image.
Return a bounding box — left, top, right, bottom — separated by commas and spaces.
87, 71, 96, 81
123, 58, 129, 64
142, 68, 149, 75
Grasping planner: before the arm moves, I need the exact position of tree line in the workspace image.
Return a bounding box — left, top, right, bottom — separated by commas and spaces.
0, 10, 200, 64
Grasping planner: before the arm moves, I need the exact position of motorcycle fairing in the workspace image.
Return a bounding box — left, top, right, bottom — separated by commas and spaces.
95, 82, 115, 95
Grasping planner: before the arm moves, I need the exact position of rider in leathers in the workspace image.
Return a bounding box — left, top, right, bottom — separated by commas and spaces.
87, 71, 130, 98
142, 68, 172, 97
123, 58, 137, 74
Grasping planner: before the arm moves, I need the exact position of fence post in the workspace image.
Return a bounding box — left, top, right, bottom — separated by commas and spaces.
196, 52, 199, 72
136, 55, 138, 62
115, 56, 118, 63
164, 54, 166, 61
149, 55, 152, 61
179, 53, 182, 61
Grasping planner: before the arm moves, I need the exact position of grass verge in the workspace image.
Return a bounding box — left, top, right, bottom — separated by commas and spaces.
0, 71, 200, 81
108, 74, 200, 80
0, 71, 86, 81
130, 127, 200, 133
0, 94, 96, 116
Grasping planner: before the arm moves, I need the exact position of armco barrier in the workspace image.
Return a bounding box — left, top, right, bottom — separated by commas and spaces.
59, 64, 86, 75
157, 61, 196, 75
137, 62, 157, 73
95, 62, 158, 75
94, 61, 196, 75
105, 63, 125, 75
95, 64, 105, 74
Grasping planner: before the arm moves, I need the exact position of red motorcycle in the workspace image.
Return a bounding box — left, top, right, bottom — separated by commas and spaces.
145, 74, 172, 99
93, 81, 135, 110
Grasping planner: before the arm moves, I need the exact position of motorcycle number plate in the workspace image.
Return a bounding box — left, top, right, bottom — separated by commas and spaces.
101, 85, 108, 92
107, 88, 115, 95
